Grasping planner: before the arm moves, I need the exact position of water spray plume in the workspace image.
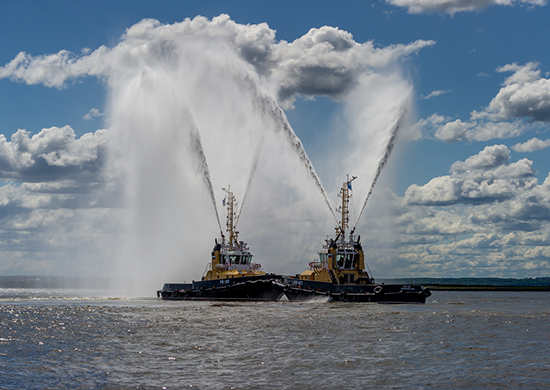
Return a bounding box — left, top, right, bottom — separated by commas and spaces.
189, 120, 222, 232
259, 94, 338, 224
226, 72, 337, 224
108, 38, 349, 293
353, 105, 408, 230
235, 144, 262, 226
225, 91, 337, 229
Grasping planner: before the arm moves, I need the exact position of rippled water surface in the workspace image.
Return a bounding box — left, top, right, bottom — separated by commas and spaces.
1, 289, 549, 389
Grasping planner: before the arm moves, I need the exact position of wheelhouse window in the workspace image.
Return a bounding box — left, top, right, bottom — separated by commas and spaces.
336, 251, 358, 269
336, 253, 345, 268
230, 255, 241, 264
318, 253, 328, 267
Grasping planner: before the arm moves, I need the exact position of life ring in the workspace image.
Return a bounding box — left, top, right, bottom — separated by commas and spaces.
374, 286, 383, 294
198, 287, 204, 294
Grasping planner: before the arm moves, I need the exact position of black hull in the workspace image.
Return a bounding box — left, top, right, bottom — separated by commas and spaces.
283, 278, 431, 304
157, 275, 285, 302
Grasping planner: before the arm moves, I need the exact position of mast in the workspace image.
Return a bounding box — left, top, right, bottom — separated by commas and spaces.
336, 175, 356, 241
222, 186, 239, 248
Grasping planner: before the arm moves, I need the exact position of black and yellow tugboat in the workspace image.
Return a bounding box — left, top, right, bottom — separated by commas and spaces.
283, 176, 431, 303
158, 187, 284, 301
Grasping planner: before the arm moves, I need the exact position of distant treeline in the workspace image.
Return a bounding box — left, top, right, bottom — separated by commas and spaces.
0, 276, 112, 289
379, 277, 550, 287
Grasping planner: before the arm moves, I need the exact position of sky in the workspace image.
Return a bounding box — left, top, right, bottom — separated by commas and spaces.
1, 0, 550, 290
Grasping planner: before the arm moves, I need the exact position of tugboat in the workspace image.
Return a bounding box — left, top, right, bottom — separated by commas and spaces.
283, 176, 431, 303
157, 187, 284, 301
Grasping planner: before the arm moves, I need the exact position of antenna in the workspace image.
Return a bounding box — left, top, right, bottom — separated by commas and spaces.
222, 186, 239, 248
336, 175, 356, 241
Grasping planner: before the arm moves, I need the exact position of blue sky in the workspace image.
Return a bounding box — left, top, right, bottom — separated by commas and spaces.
1, 0, 550, 289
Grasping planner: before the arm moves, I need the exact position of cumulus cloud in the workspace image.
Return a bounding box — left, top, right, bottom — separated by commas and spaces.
473, 62, 550, 122
419, 62, 550, 143
0, 126, 121, 277
431, 116, 533, 142
0, 14, 434, 108
450, 144, 510, 171
512, 137, 550, 152
405, 144, 537, 206
0, 130, 129, 281
387, 0, 547, 15
383, 165, 550, 277
0, 126, 108, 182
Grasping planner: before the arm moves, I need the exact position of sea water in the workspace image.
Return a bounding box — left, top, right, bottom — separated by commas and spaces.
1, 289, 549, 389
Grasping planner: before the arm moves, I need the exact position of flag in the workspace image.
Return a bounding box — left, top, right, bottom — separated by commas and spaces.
222, 197, 226, 206
348, 181, 352, 191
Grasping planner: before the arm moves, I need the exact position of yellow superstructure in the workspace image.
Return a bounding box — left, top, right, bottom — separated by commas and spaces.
203, 187, 266, 281
297, 175, 374, 285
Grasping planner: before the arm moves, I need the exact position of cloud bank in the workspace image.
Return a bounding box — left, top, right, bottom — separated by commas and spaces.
0, 126, 107, 182
0, 14, 434, 109
376, 144, 550, 277
405, 144, 537, 206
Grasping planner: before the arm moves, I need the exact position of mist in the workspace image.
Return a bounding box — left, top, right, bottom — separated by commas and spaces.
103, 41, 415, 294
0, 16, 423, 294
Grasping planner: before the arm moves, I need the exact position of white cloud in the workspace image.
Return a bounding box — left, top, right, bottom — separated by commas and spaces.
420, 89, 450, 99
405, 145, 537, 206
419, 62, 550, 143
450, 144, 510, 172
432, 117, 533, 142
387, 0, 547, 15
473, 62, 550, 123
0, 128, 123, 278
382, 167, 550, 277
83, 108, 104, 120
0, 126, 108, 181
0, 15, 434, 109
512, 137, 550, 152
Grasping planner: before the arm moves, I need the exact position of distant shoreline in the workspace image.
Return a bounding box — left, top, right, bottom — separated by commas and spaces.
424, 284, 550, 291
1, 275, 550, 291
380, 277, 550, 291
0, 276, 112, 289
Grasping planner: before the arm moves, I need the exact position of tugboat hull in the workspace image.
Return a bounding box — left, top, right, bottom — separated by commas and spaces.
283, 278, 431, 304
158, 274, 284, 302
